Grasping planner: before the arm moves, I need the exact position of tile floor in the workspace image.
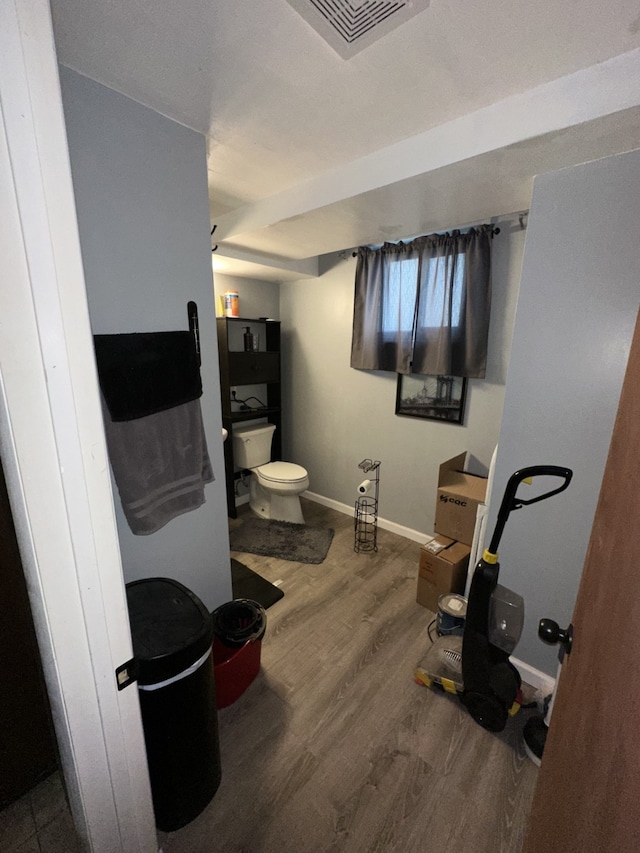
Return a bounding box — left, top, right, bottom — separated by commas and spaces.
0, 772, 79, 853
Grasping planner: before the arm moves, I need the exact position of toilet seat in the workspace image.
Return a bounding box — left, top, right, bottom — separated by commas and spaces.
256, 461, 308, 484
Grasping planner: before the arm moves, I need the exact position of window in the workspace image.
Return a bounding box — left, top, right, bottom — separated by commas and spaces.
381, 253, 465, 337
351, 226, 494, 378
381, 256, 418, 335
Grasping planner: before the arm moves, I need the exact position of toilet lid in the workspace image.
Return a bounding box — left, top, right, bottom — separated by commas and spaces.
256, 461, 308, 484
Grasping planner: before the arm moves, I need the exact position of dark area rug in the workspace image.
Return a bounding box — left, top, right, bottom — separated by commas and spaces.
231, 558, 284, 610
229, 517, 334, 564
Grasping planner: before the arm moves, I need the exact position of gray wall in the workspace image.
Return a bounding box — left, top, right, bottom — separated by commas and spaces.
487, 149, 640, 674
279, 222, 525, 537
213, 273, 280, 321
60, 68, 232, 611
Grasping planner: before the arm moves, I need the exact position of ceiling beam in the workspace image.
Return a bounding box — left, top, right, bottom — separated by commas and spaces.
212, 243, 319, 281
213, 47, 640, 242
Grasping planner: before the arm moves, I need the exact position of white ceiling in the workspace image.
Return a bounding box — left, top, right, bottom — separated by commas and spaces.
51, 0, 640, 281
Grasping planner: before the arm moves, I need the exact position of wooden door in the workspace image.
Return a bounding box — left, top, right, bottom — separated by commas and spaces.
523, 309, 640, 853
0, 458, 57, 807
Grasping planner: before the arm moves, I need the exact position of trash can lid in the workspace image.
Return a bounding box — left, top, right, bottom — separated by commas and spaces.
126, 577, 213, 685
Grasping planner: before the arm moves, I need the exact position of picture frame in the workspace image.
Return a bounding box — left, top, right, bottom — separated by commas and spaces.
395, 373, 467, 423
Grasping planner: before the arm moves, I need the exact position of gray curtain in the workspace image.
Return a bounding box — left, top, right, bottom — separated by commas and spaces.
350, 225, 493, 377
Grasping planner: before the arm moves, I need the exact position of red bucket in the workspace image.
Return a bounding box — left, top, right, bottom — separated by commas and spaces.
212, 637, 262, 709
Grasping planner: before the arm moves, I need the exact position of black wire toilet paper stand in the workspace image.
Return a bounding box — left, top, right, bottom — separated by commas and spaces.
354, 459, 381, 553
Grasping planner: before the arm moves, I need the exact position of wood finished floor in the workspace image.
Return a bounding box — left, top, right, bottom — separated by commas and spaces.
161, 499, 539, 853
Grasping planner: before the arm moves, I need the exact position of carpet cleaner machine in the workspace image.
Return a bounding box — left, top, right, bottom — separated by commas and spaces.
415, 465, 573, 732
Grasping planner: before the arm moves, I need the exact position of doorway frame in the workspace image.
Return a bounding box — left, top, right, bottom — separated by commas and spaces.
0, 1, 157, 850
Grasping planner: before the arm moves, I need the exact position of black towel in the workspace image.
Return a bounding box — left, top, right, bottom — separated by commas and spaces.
94, 331, 202, 421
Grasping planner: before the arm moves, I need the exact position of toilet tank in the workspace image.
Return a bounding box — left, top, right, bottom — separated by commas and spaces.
232, 423, 276, 469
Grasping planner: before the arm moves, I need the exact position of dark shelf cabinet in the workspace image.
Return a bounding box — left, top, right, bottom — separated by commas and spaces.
225, 352, 280, 388
216, 317, 282, 517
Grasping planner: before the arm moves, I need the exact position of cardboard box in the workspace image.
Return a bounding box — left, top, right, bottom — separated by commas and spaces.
416, 534, 471, 612
434, 453, 487, 546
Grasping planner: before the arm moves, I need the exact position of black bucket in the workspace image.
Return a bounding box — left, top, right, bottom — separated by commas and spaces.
212, 599, 266, 647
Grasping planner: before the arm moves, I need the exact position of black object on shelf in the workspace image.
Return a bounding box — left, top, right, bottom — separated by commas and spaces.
354, 459, 381, 553
217, 317, 282, 518
125, 577, 221, 832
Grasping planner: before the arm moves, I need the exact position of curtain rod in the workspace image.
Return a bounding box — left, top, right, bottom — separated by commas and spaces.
351, 225, 501, 258
350, 213, 529, 257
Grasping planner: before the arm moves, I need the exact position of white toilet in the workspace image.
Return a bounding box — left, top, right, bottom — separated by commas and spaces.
232, 422, 309, 524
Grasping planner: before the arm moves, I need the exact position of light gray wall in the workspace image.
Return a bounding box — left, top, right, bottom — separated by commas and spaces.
213, 273, 280, 321
279, 220, 525, 537
60, 67, 231, 611
488, 149, 640, 675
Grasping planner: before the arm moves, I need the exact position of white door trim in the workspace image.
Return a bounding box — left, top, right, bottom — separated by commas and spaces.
0, 2, 156, 850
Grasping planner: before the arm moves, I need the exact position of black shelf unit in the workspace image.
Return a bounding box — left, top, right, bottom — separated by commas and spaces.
216, 317, 281, 518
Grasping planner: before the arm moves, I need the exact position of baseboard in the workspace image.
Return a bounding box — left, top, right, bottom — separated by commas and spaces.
511, 657, 555, 699
235, 494, 250, 507
303, 490, 430, 544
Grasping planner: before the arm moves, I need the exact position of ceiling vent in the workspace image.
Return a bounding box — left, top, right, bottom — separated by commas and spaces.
286, 0, 431, 59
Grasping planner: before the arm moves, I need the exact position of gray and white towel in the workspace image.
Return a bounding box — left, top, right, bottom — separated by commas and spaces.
102, 397, 214, 535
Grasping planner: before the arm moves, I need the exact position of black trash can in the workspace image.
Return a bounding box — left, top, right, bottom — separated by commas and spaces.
126, 577, 221, 832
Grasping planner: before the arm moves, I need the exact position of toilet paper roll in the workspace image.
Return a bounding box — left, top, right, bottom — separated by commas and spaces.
357, 479, 372, 495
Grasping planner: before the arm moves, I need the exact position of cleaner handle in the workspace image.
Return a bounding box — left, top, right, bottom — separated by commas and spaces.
507, 465, 573, 508
487, 465, 573, 555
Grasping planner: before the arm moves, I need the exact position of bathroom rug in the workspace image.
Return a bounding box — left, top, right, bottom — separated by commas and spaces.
229, 518, 334, 564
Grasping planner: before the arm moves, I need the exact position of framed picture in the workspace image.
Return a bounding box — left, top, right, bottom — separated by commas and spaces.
395, 373, 467, 423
